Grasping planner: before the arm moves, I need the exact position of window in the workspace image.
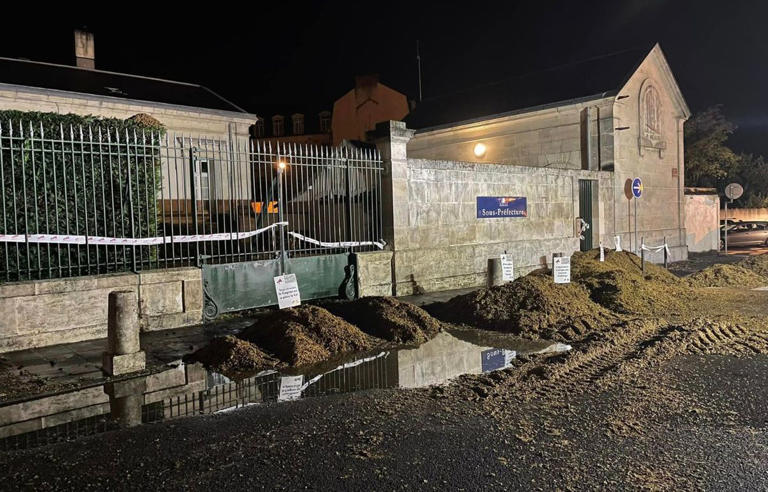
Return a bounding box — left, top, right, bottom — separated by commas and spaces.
319, 111, 331, 133
252, 120, 265, 138
272, 115, 284, 137
292, 113, 304, 135
195, 159, 211, 200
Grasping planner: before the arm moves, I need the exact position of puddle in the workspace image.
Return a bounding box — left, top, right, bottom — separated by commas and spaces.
0, 331, 569, 451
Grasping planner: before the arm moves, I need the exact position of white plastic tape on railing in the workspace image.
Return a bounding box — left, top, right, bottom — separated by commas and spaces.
299, 352, 389, 392
287, 231, 385, 250
0, 222, 288, 246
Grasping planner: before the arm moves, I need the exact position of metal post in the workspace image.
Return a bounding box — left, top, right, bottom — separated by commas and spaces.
663, 236, 668, 269
345, 155, 353, 251
641, 236, 645, 273
724, 200, 728, 255
189, 148, 199, 265
277, 164, 287, 274
634, 198, 638, 255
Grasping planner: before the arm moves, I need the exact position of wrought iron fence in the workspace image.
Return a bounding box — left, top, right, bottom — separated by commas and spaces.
0, 121, 384, 282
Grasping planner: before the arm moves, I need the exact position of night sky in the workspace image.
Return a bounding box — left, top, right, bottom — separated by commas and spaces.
2, 1, 767, 154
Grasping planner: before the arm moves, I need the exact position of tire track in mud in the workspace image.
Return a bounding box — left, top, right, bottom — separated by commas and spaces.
525, 320, 668, 401
523, 318, 768, 403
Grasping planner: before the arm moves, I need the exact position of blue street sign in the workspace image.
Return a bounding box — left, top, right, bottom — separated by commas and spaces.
476, 196, 528, 218
632, 177, 643, 199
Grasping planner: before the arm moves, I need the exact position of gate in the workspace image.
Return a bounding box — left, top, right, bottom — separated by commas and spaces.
578, 179, 594, 251
195, 140, 384, 318
0, 121, 384, 317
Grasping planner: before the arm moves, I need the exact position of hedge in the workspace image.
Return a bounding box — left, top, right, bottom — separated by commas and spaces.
0, 111, 165, 281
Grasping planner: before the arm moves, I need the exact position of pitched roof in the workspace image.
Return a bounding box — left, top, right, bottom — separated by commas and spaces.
406, 46, 651, 131
0, 57, 249, 114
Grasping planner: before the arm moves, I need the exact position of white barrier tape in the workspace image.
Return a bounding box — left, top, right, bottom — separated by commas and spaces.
299, 351, 389, 392
288, 231, 385, 250
641, 243, 668, 253
0, 222, 288, 246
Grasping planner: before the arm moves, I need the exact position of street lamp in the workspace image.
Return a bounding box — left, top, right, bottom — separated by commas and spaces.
473, 142, 487, 158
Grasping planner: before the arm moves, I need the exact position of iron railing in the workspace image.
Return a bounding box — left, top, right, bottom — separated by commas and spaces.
0, 121, 384, 282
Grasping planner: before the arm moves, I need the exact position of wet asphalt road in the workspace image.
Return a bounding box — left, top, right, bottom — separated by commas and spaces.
1, 354, 768, 490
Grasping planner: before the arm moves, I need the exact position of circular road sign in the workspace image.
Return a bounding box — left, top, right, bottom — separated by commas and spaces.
632, 177, 643, 199
725, 182, 744, 201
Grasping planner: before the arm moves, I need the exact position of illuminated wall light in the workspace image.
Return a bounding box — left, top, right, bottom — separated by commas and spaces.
473, 142, 487, 158
277, 161, 287, 170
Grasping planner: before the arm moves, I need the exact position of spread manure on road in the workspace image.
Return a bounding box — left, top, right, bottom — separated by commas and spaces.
685, 263, 768, 288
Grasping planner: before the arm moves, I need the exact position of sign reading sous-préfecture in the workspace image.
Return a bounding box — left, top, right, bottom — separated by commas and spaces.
476, 197, 528, 218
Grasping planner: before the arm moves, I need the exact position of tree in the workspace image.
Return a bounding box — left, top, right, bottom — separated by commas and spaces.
728, 153, 768, 208
684, 105, 740, 187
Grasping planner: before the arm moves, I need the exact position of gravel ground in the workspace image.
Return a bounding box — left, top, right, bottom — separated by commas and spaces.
3, 253, 768, 490
2, 343, 767, 490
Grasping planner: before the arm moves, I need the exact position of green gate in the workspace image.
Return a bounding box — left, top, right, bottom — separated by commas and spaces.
578, 179, 594, 251
202, 254, 356, 319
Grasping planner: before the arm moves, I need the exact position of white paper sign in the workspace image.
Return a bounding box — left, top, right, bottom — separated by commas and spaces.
500, 254, 514, 282
599, 243, 605, 262
553, 256, 571, 284
274, 273, 301, 309
278, 375, 304, 401
614, 235, 622, 252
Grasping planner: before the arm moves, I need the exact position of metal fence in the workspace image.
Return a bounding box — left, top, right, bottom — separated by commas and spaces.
0, 121, 384, 282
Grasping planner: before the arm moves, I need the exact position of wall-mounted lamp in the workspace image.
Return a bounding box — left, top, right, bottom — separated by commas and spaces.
277, 161, 287, 170
473, 142, 487, 158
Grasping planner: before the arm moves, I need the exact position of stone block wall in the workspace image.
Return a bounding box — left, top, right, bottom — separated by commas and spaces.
386, 154, 611, 295
355, 251, 393, 297
720, 208, 768, 222
685, 193, 720, 252
0, 267, 203, 353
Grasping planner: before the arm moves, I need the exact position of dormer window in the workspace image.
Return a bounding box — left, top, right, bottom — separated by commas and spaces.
272, 115, 284, 137
253, 119, 265, 138
292, 113, 305, 135
319, 111, 331, 133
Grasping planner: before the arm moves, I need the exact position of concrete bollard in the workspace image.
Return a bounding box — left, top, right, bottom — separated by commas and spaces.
487, 258, 503, 287
102, 290, 146, 376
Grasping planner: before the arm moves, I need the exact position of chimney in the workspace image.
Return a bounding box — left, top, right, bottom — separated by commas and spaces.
74, 29, 95, 69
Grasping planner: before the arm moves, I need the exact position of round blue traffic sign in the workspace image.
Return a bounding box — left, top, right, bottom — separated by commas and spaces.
632, 177, 643, 199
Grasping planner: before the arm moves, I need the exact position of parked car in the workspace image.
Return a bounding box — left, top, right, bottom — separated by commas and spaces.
720, 221, 768, 249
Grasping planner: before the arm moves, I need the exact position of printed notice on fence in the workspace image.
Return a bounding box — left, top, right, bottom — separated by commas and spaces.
553, 256, 571, 284
278, 375, 304, 401
274, 273, 301, 309
500, 254, 514, 282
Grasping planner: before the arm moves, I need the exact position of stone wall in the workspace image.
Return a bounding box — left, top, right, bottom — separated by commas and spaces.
0, 267, 203, 353
355, 251, 393, 297
390, 159, 612, 294
720, 208, 768, 222
685, 193, 720, 252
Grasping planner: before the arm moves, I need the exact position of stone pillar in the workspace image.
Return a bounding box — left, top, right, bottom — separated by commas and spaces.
371, 121, 415, 296
105, 377, 146, 428
102, 290, 146, 376
487, 258, 503, 287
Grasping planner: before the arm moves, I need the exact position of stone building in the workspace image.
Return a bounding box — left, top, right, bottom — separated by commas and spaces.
254, 75, 410, 147
404, 43, 690, 262
358, 43, 691, 296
